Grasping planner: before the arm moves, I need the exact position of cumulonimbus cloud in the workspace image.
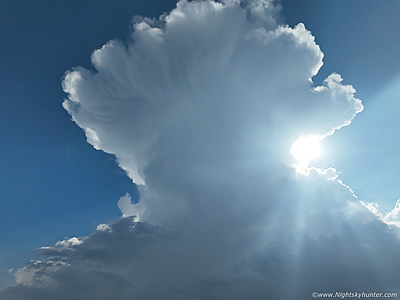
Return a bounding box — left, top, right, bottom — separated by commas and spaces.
3, 1, 399, 299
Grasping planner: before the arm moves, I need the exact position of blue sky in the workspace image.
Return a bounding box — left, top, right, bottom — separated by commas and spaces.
0, 0, 176, 287
282, 0, 400, 211
1, 0, 400, 297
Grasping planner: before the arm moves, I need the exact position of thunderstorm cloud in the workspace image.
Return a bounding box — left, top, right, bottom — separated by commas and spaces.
2, 1, 399, 299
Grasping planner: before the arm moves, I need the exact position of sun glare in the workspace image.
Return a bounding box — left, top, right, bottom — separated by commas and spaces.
290, 136, 322, 169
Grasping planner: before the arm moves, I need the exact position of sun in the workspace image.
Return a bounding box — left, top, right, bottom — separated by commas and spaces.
290, 135, 322, 170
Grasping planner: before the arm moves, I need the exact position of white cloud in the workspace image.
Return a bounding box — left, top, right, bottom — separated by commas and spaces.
95, 223, 111, 232
116, 193, 137, 218
3, 0, 399, 299
363, 199, 400, 229
384, 200, 400, 227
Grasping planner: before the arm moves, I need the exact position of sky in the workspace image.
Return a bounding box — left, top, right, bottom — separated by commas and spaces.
0, 0, 400, 298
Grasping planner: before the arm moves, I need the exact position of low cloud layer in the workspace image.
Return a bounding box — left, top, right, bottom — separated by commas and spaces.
2, 0, 399, 299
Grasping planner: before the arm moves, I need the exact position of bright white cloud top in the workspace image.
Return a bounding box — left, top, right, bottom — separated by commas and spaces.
3, 1, 400, 299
